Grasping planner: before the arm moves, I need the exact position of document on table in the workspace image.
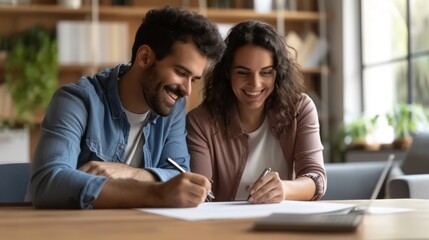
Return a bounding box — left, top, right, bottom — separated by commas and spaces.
139, 201, 356, 221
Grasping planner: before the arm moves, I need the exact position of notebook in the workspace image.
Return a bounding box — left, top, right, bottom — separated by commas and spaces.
253, 154, 395, 232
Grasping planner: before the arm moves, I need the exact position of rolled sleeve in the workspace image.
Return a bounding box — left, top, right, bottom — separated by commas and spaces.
301, 173, 326, 200
146, 167, 181, 182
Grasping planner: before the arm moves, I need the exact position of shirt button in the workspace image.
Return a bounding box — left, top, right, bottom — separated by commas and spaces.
119, 144, 125, 150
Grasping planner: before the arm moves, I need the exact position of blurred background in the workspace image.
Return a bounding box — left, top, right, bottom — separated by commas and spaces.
0, 0, 428, 165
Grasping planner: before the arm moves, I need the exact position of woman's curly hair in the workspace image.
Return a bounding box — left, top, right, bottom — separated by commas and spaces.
202, 20, 305, 134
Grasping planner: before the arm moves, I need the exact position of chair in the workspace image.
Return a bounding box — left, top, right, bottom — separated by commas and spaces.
388, 175, 429, 199
0, 163, 31, 203
322, 161, 390, 200
388, 131, 429, 199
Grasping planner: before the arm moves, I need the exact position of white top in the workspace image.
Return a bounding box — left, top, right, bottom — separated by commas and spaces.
234, 117, 287, 200
124, 109, 148, 167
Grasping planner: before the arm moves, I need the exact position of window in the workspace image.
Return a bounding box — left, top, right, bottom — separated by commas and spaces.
360, 0, 429, 142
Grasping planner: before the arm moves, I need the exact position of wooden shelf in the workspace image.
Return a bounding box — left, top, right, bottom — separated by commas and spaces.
59, 64, 113, 72
302, 67, 325, 75
0, 110, 44, 125
0, 4, 322, 22
205, 8, 322, 23
0, 3, 329, 159
0, 4, 98, 16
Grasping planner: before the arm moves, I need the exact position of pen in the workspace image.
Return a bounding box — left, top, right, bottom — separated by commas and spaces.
247, 167, 272, 201
166, 157, 215, 200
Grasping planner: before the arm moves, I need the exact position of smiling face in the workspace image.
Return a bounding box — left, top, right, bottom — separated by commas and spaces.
139, 41, 208, 116
230, 44, 276, 114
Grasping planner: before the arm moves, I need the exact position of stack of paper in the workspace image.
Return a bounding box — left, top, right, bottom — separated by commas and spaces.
140, 201, 356, 221
140, 200, 413, 221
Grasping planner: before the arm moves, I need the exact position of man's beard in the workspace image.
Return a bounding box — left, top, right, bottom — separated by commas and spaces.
141, 63, 175, 117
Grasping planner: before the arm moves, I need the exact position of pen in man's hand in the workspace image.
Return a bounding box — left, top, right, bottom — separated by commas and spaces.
247, 167, 271, 201
166, 157, 215, 200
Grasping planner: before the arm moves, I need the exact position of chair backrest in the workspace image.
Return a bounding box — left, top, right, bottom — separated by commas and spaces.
401, 131, 429, 175
0, 163, 31, 203
322, 161, 389, 200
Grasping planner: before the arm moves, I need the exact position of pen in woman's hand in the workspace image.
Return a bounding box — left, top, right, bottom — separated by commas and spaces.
247, 167, 271, 201
166, 158, 215, 200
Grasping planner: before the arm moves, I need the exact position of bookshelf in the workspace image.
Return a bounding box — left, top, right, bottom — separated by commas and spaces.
0, 1, 329, 159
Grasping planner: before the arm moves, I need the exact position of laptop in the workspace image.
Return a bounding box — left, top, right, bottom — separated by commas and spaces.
253, 154, 395, 232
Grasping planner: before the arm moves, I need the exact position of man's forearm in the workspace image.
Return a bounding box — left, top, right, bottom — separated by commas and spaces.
92, 178, 160, 208
135, 169, 158, 182
92, 172, 211, 209
79, 161, 158, 182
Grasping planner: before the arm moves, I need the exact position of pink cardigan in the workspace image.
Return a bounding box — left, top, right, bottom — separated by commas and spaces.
186, 94, 326, 201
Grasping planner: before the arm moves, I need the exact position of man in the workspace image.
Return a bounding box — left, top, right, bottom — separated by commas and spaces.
29, 6, 225, 209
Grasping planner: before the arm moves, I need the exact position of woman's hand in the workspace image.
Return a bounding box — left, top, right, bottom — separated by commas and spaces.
246, 171, 285, 204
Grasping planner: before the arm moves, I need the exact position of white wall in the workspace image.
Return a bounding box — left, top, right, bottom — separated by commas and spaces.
0, 128, 30, 164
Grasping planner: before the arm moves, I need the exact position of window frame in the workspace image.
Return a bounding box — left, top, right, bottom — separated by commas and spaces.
359, 0, 429, 111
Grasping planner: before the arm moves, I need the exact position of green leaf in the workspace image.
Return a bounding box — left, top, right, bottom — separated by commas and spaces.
4, 26, 58, 122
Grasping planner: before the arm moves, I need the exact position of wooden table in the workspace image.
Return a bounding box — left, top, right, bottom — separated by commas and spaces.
1, 199, 428, 240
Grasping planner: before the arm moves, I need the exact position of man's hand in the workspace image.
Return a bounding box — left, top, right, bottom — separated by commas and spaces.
154, 172, 212, 208
79, 161, 156, 182
246, 171, 285, 204
92, 172, 213, 208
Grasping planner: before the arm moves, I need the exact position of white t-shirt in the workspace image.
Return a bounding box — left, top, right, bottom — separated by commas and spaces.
234, 117, 287, 200
124, 109, 148, 167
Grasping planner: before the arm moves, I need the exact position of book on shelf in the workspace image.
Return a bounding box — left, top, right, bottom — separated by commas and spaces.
285, 31, 328, 68
57, 20, 129, 66
285, 30, 303, 60
303, 33, 328, 68
0, 84, 15, 122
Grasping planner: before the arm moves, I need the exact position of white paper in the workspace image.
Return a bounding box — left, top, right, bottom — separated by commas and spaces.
366, 206, 413, 215
139, 200, 357, 221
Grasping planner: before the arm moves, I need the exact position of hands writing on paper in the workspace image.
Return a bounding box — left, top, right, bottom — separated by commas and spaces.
84, 162, 214, 208
92, 171, 213, 208
79, 161, 157, 181
246, 172, 318, 203
246, 171, 285, 204
155, 172, 213, 207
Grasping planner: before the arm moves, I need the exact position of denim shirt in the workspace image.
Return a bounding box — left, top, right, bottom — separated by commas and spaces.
29, 64, 190, 209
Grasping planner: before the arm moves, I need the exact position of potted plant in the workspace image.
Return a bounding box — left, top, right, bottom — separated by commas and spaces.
332, 115, 380, 162
4, 26, 58, 124
344, 115, 380, 149
386, 102, 428, 149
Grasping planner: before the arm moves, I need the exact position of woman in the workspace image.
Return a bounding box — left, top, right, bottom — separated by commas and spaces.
186, 21, 326, 203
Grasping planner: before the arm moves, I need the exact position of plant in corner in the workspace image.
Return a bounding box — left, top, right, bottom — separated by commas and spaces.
331, 115, 380, 162
4, 26, 58, 124
386, 102, 428, 149
343, 115, 380, 149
